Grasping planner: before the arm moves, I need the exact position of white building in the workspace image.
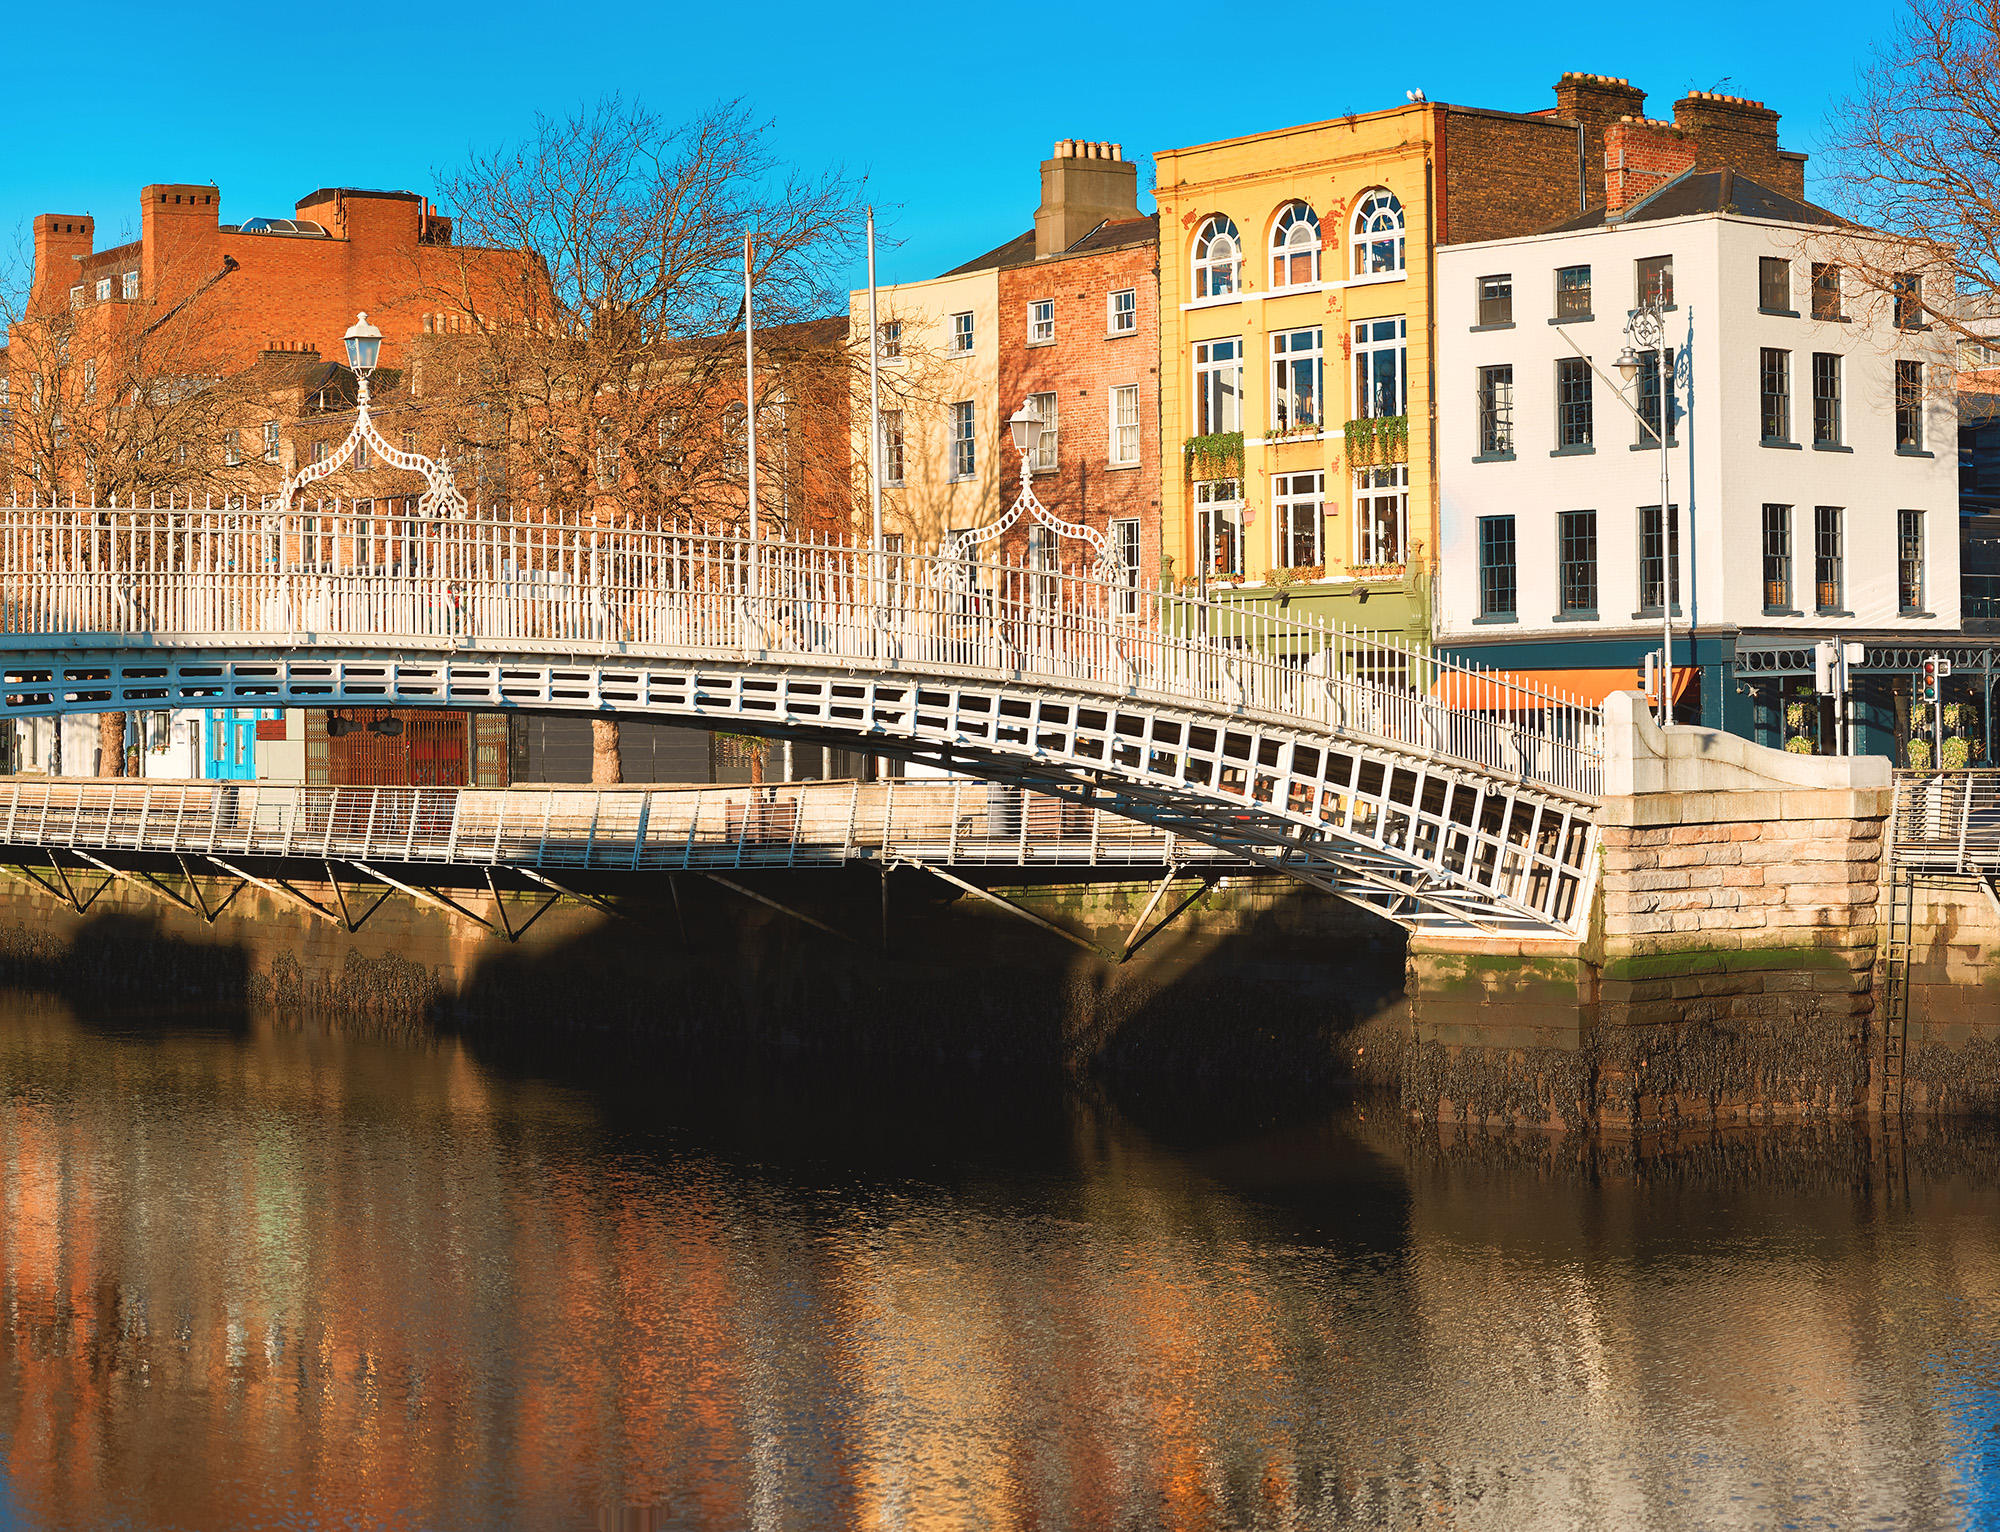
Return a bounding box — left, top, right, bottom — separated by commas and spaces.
1435, 163, 1956, 746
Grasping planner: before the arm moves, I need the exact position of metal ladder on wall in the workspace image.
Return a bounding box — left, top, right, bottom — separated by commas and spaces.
1878, 868, 1916, 1117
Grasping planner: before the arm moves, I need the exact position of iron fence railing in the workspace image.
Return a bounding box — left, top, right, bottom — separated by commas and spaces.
0, 496, 1604, 797
1889, 769, 2000, 874
0, 777, 1240, 874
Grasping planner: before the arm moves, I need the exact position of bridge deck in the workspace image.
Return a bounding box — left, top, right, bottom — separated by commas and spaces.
0, 500, 1605, 933
0, 777, 1246, 879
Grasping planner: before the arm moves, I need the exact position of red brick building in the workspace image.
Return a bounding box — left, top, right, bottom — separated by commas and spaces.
30, 183, 523, 366
865, 142, 1162, 586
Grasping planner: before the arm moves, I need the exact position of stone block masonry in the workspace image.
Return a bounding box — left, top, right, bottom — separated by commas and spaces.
1408, 693, 1897, 1133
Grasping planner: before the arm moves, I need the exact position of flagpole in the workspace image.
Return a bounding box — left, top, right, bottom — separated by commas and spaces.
866, 206, 884, 570
744, 231, 758, 604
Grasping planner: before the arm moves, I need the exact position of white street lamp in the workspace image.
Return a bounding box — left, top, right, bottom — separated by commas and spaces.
343, 312, 383, 376
278, 311, 466, 516
947, 399, 1121, 585
1620, 299, 1678, 728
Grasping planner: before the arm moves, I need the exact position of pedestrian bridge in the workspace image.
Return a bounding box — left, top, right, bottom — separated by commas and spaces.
0, 499, 1604, 934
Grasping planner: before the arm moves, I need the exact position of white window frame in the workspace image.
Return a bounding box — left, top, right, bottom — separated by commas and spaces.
1192, 216, 1242, 300
1026, 391, 1058, 471
878, 319, 903, 361
224, 429, 240, 467
1111, 517, 1142, 614
1353, 464, 1409, 567
262, 421, 280, 463
1192, 338, 1243, 435
1108, 288, 1137, 335
949, 311, 974, 355
1350, 188, 1406, 278
95, 277, 112, 302
1270, 327, 1323, 433
1270, 202, 1321, 289
122, 270, 138, 301
68, 285, 84, 310
882, 409, 905, 486
1109, 384, 1140, 466
1027, 299, 1055, 345
948, 400, 976, 480
1272, 471, 1324, 569
1351, 316, 1407, 419
1194, 479, 1245, 578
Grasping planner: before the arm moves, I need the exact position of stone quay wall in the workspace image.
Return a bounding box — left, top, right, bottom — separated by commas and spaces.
1900, 877, 2000, 1116
1409, 693, 1906, 1133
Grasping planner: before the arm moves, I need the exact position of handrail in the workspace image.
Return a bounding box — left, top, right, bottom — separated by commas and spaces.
0, 495, 1604, 797
0, 778, 1237, 873
1888, 769, 2000, 875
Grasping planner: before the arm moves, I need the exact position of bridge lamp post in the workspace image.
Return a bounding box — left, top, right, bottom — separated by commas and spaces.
1615, 296, 1679, 730
944, 400, 1118, 589
276, 312, 466, 516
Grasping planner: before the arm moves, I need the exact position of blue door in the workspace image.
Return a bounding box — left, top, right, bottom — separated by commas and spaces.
203, 708, 271, 781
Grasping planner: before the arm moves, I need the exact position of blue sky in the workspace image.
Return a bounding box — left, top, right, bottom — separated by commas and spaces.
8, 0, 1884, 300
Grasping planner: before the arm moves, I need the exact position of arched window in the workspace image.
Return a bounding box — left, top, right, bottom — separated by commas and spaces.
1351, 189, 1405, 277
1270, 202, 1321, 288
1192, 215, 1242, 299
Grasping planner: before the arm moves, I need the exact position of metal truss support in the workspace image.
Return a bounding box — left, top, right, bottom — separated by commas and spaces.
70, 850, 204, 919
206, 857, 344, 927
911, 862, 1110, 961
348, 861, 497, 935
514, 866, 625, 923
485, 868, 563, 943
0, 862, 84, 909
322, 863, 394, 934
44, 852, 115, 916
701, 873, 855, 944
178, 856, 246, 925
1120, 872, 1221, 964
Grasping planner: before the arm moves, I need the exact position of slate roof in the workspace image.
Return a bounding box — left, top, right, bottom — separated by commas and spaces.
1539, 169, 1849, 235
937, 213, 1158, 278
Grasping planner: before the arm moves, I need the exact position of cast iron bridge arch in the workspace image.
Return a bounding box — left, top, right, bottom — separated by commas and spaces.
0, 499, 1604, 935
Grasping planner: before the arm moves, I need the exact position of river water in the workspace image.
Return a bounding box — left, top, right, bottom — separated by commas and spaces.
0, 1001, 1995, 1531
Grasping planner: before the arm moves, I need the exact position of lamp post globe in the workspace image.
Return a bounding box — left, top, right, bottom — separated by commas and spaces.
1008, 403, 1042, 456
1615, 346, 1641, 383
343, 312, 383, 377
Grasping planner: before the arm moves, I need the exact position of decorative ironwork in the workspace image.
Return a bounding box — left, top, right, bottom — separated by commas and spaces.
277, 312, 466, 517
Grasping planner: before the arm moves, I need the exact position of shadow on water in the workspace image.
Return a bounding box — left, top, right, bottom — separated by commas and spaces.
0, 907, 254, 1037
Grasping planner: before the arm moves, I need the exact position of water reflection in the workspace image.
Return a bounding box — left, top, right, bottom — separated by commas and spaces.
0, 1001, 1995, 1529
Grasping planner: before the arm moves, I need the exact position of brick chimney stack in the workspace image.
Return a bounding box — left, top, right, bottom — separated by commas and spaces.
1034, 140, 1139, 259
31, 214, 94, 312
1671, 91, 1805, 198
1604, 118, 1697, 213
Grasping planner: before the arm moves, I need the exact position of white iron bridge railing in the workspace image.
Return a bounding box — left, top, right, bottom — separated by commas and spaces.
1889, 770, 2000, 876
0, 777, 1244, 874
0, 497, 1604, 798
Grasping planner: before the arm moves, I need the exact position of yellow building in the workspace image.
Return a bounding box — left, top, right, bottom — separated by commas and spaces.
1156, 105, 1438, 645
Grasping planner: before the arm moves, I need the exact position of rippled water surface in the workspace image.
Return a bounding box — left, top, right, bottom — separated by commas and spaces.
0, 1000, 1996, 1530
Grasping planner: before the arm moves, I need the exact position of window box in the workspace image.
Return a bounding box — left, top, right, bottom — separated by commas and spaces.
1342, 414, 1408, 466
1183, 432, 1244, 478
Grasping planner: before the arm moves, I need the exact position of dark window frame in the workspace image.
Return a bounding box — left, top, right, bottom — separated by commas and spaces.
1558, 508, 1598, 615
1476, 274, 1512, 327
1477, 514, 1517, 618
1556, 357, 1593, 449
1759, 347, 1792, 443
1554, 265, 1592, 320
1758, 256, 1792, 312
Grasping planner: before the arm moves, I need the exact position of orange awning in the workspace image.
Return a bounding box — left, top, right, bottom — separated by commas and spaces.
1431, 665, 1696, 710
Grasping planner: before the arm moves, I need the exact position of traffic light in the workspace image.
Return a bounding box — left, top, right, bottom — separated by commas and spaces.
1919, 658, 1939, 706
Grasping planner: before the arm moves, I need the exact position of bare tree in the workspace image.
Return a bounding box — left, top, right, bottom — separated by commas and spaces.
2, 234, 269, 775
1825, 0, 2000, 335
424, 97, 867, 530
